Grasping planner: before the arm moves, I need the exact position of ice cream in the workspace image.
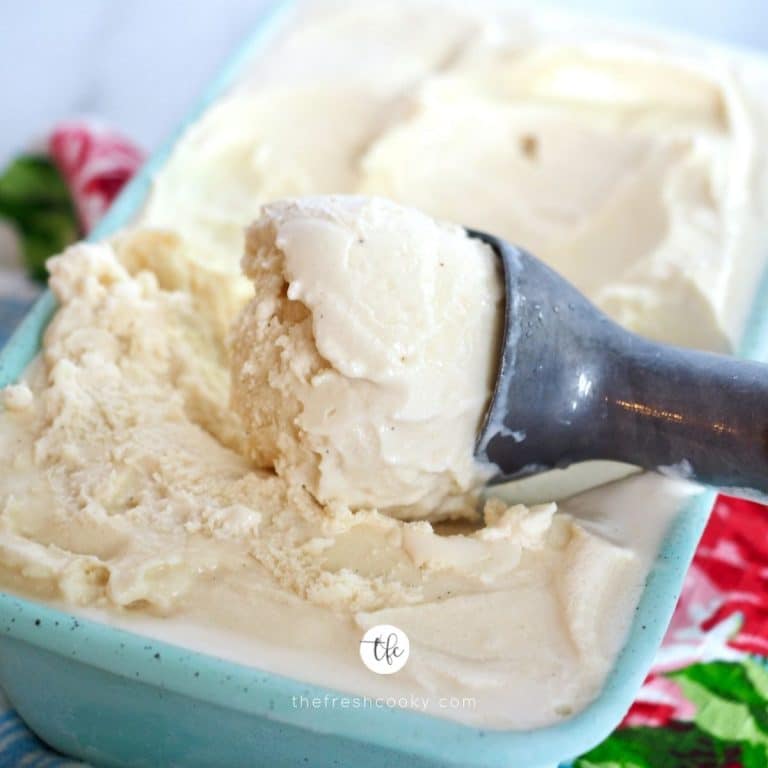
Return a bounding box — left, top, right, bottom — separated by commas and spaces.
143, 2, 768, 356
140, 0, 768, 503
0, 228, 691, 729
1, 0, 768, 732
231, 197, 502, 519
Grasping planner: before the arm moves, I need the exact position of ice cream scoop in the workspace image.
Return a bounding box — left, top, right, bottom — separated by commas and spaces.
472, 229, 768, 497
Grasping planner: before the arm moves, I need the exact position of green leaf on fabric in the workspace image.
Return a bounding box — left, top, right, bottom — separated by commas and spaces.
744, 658, 768, 700
669, 660, 768, 745
743, 741, 768, 768
574, 722, 740, 768
0, 154, 79, 281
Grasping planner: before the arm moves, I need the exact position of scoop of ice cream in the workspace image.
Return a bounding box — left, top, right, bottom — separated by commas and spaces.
230, 196, 503, 519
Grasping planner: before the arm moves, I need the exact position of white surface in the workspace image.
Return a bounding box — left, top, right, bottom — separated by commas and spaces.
1, 0, 767, 165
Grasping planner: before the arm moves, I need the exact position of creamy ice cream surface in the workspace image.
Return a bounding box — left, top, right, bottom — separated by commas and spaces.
2, 0, 768, 731
144, 1, 768, 355
231, 197, 501, 518
0, 228, 691, 729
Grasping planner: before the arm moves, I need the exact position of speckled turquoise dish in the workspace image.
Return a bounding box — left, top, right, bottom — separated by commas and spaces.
2, 3, 768, 767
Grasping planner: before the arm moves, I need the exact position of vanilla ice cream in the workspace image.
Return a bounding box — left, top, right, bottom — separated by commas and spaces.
1, 0, 767, 731
144, 2, 768, 355
231, 197, 501, 518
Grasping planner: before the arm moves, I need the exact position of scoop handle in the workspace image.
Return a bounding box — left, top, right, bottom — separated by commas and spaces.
472, 231, 768, 496
584, 332, 768, 494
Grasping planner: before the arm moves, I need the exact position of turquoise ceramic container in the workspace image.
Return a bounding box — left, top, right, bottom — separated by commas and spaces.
2, 2, 768, 766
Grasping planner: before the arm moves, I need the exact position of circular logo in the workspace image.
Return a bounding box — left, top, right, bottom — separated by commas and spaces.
359, 624, 410, 674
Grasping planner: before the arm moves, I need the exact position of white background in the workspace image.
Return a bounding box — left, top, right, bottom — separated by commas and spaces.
1, 0, 767, 165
